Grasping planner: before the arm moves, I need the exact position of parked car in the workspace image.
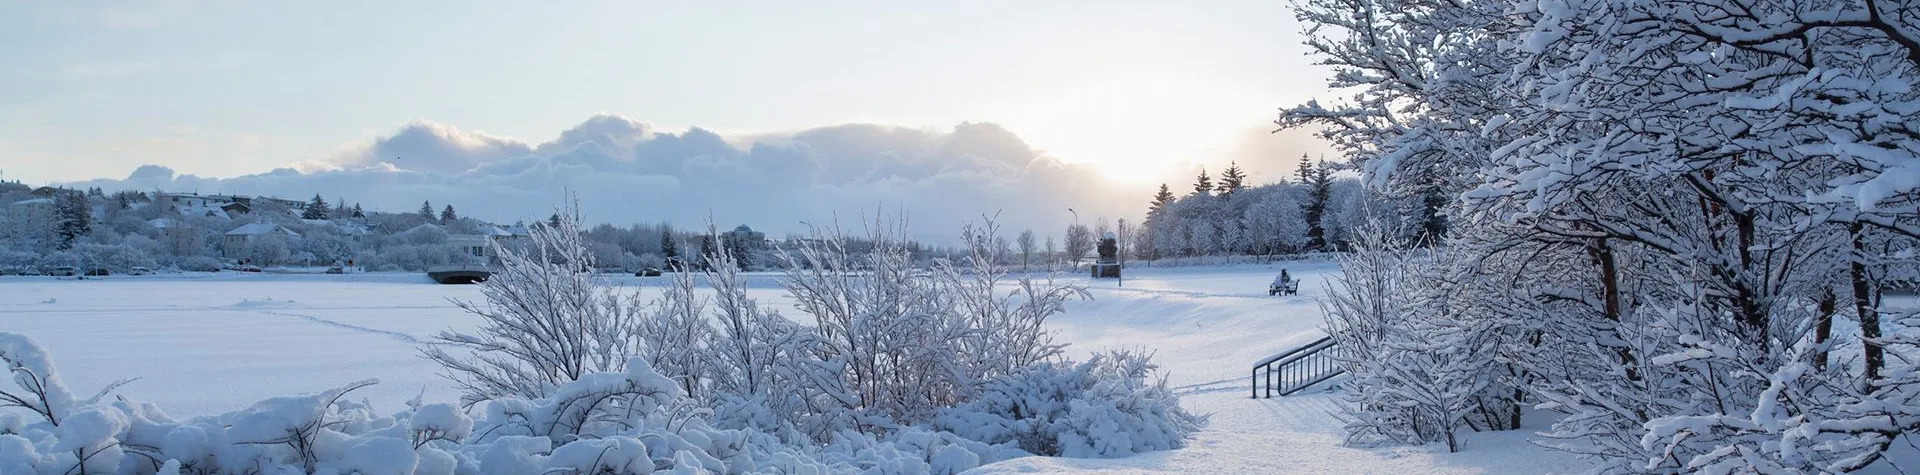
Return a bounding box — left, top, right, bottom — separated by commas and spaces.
0, 267, 28, 276
84, 268, 110, 277
325, 266, 345, 274
128, 267, 154, 276
636, 267, 663, 277
46, 266, 77, 277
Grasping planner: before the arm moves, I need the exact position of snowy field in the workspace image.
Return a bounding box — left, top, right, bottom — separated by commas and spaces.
0, 263, 1587, 474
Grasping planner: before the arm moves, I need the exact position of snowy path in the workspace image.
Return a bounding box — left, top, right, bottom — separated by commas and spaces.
0, 264, 1589, 473
971, 264, 1588, 474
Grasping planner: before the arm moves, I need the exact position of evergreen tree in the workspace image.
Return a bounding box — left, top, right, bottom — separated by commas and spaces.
725, 234, 751, 271
1149, 184, 1176, 213
302, 194, 330, 220
351, 204, 365, 218
54, 190, 91, 250
1300, 158, 1334, 251
441, 205, 458, 224
113, 193, 131, 211
1217, 162, 1247, 196
419, 201, 435, 220
1294, 153, 1314, 184
548, 213, 562, 228
698, 236, 720, 271
1409, 178, 1448, 246
1192, 168, 1213, 195
659, 225, 680, 269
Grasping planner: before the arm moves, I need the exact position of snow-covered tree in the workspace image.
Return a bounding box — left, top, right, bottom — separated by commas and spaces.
302, 194, 329, 220
1064, 223, 1093, 266
54, 190, 90, 250
1282, 0, 1920, 469
1016, 229, 1036, 271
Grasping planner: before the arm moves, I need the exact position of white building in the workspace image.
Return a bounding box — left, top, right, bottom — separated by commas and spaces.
223, 223, 300, 258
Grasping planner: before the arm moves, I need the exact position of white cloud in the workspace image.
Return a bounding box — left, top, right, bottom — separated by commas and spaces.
69, 115, 1161, 241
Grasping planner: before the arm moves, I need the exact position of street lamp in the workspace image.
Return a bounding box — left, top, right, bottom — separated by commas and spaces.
1066, 208, 1079, 269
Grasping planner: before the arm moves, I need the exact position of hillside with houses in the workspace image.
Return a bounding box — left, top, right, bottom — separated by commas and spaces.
0, 181, 949, 275
0, 181, 552, 273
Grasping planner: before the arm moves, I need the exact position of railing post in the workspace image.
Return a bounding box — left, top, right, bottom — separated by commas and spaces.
1251, 367, 1259, 399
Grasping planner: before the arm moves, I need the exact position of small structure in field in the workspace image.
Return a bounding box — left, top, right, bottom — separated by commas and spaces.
1091, 232, 1121, 278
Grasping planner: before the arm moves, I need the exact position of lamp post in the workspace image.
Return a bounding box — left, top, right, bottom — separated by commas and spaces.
1116, 218, 1126, 288
1066, 208, 1079, 269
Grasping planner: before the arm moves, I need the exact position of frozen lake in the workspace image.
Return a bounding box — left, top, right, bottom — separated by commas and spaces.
0, 264, 1331, 417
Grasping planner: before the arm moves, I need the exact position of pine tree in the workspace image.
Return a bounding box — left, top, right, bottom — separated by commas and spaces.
419, 201, 435, 220
1149, 184, 1176, 213
54, 190, 91, 250
1301, 159, 1334, 251
303, 194, 330, 220
351, 204, 365, 218
1193, 168, 1213, 195
1414, 183, 1448, 245
698, 236, 719, 271
1217, 162, 1247, 196
1294, 154, 1314, 184
659, 225, 680, 270
548, 213, 562, 228
441, 205, 458, 224
725, 234, 751, 271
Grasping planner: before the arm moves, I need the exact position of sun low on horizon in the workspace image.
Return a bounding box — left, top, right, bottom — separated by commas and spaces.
992, 75, 1285, 185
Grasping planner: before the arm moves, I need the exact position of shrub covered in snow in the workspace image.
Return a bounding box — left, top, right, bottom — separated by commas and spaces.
934, 350, 1206, 458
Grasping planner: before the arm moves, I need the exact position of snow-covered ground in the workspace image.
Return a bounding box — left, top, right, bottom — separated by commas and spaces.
0, 263, 1586, 473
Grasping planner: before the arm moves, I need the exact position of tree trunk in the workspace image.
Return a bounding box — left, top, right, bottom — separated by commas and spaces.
1849, 222, 1883, 384
1813, 290, 1836, 371
1589, 236, 1639, 382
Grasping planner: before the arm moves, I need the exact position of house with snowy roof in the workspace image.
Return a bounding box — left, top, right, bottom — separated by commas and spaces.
223, 223, 299, 258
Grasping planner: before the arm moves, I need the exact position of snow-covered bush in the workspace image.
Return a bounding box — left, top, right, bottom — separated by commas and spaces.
934, 351, 1205, 458
422, 206, 648, 405
1320, 225, 1516, 452
70, 243, 157, 272
166, 255, 223, 273
406, 213, 1184, 469
775, 218, 1091, 430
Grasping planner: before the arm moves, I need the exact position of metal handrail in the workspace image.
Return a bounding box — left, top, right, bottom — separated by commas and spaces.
1250, 336, 1344, 398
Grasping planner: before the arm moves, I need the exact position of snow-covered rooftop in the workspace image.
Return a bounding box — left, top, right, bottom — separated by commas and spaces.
225, 223, 298, 236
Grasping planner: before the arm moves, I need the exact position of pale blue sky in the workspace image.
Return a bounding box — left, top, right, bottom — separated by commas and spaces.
0, 1, 1328, 186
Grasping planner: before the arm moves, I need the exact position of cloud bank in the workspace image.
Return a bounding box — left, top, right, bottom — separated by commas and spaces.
72, 115, 1154, 242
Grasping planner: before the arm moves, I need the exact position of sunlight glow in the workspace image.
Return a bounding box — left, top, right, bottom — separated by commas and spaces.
993, 76, 1274, 184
